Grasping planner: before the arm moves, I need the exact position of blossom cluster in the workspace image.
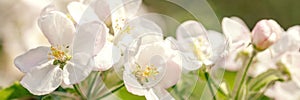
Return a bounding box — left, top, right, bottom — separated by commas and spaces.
12, 0, 300, 100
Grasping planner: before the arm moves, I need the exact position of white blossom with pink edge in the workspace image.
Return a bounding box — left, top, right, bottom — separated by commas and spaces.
14, 11, 106, 95
123, 34, 182, 100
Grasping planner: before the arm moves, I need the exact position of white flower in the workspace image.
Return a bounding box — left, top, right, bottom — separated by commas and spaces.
14, 11, 105, 95
221, 17, 252, 71
67, 0, 143, 71
123, 34, 182, 100
175, 20, 227, 70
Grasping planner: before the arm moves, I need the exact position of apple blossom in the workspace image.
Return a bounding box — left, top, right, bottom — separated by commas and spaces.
175, 20, 227, 70
14, 11, 105, 95
67, 0, 143, 71
221, 17, 253, 71
252, 19, 284, 51
123, 34, 182, 100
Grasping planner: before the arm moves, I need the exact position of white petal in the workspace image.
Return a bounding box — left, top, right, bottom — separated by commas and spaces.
109, 0, 142, 33
93, 22, 109, 55
94, 42, 121, 71
145, 87, 175, 100
14, 46, 50, 73
73, 21, 106, 56
180, 52, 202, 71
228, 17, 249, 28
68, 2, 101, 24
63, 52, 93, 85
281, 53, 300, 87
134, 43, 170, 66
207, 30, 227, 62
90, 0, 111, 21
108, 0, 142, 18
176, 20, 208, 41
123, 70, 147, 96
114, 17, 163, 44
287, 25, 300, 42
20, 62, 62, 95
67, 2, 86, 23
38, 11, 75, 45
222, 17, 251, 48
265, 81, 300, 100
164, 37, 180, 50
118, 34, 163, 53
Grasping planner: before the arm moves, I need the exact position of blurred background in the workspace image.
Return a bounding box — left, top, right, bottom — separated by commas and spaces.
0, 0, 299, 98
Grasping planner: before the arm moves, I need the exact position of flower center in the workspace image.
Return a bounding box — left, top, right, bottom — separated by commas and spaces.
132, 64, 159, 85
48, 45, 72, 69
192, 36, 212, 61
114, 18, 133, 34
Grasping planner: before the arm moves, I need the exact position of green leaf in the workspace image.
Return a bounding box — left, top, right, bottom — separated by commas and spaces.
0, 82, 33, 99
247, 69, 286, 99
248, 69, 285, 91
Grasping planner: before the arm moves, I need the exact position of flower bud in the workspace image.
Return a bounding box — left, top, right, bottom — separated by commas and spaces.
252, 19, 283, 51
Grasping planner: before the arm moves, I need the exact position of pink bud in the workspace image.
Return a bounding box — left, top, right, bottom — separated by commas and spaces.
252, 19, 283, 51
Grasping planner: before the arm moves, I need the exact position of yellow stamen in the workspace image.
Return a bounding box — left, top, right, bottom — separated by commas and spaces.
192, 37, 212, 61
48, 45, 72, 68
133, 64, 159, 85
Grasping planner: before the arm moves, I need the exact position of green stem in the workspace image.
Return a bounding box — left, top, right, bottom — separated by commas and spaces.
173, 84, 184, 100
73, 84, 85, 99
210, 77, 231, 97
234, 51, 256, 100
87, 72, 101, 99
97, 83, 125, 99
205, 71, 216, 100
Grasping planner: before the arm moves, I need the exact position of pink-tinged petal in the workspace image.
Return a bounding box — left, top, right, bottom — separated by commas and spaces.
145, 87, 175, 100
20, 62, 62, 95
14, 46, 50, 73
158, 54, 182, 89
252, 19, 283, 51
63, 52, 93, 85
94, 42, 121, 71
222, 17, 251, 49
176, 20, 207, 41
73, 21, 106, 56
123, 70, 147, 96
38, 11, 75, 45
